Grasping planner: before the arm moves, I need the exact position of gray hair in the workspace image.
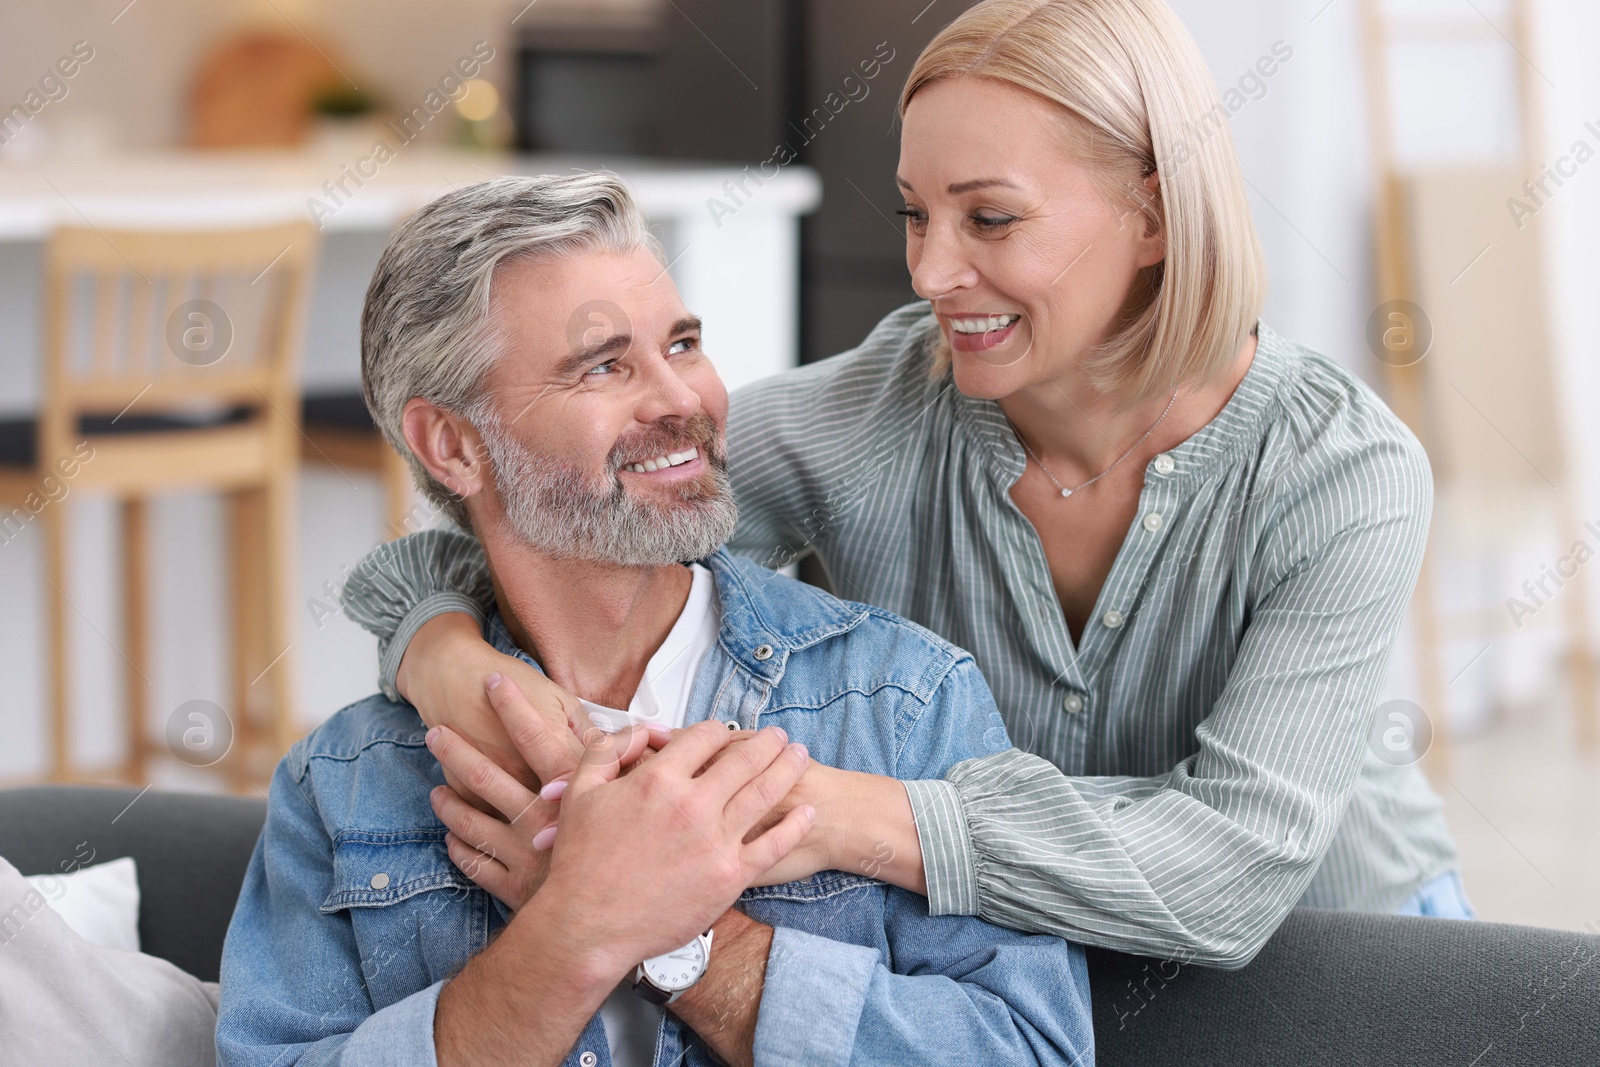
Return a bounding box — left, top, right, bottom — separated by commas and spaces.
360, 173, 658, 527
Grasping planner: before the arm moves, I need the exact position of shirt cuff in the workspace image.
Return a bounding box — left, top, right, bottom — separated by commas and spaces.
379, 592, 490, 703
901, 777, 979, 917
752, 926, 879, 1067
340, 978, 444, 1066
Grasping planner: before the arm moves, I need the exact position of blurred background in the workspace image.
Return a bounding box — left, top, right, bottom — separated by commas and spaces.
0, 0, 1595, 934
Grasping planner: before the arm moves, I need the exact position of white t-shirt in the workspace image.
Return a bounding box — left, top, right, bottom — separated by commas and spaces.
581, 563, 722, 1066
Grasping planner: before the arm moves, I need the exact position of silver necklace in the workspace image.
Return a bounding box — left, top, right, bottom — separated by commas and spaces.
1011, 389, 1180, 499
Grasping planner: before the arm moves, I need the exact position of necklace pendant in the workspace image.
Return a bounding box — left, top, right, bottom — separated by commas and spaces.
1060, 488, 1073, 498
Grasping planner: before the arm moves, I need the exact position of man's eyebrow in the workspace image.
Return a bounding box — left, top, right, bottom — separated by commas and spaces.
556, 316, 702, 378
558, 331, 633, 377
894, 175, 1022, 195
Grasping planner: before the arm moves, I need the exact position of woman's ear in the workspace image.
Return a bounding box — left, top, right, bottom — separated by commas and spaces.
401, 398, 489, 501
1135, 169, 1166, 266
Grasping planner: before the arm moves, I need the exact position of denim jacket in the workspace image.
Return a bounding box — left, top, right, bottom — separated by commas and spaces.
216, 548, 1094, 1067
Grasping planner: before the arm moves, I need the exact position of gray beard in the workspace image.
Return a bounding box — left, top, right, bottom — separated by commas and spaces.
474, 411, 738, 567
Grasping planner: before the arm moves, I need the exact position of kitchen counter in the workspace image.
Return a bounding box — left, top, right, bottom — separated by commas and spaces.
0, 147, 821, 408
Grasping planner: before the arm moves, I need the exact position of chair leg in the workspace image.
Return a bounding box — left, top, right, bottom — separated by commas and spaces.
42, 500, 70, 781
121, 496, 150, 783
262, 468, 299, 761
1557, 499, 1598, 749
227, 488, 265, 792
1413, 543, 1452, 780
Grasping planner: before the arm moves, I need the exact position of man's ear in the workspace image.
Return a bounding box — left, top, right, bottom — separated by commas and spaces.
401, 398, 490, 501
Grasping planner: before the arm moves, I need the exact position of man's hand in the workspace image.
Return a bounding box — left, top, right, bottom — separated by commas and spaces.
537, 719, 816, 978
435, 719, 813, 1067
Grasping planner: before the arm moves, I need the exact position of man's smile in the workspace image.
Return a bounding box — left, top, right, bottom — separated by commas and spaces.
620, 447, 705, 481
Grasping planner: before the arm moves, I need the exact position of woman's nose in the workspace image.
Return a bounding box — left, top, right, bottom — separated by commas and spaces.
910, 226, 978, 300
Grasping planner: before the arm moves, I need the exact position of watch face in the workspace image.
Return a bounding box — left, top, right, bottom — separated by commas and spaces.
642, 938, 708, 991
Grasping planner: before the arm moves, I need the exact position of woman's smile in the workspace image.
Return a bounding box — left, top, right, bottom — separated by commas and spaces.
945, 312, 1023, 352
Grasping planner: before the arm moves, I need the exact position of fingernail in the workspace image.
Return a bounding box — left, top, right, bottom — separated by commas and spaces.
540, 778, 568, 801
801, 805, 816, 822
644, 722, 672, 737
531, 825, 558, 851
773, 725, 787, 742
790, 742, 808, 759
425, 726, 441, 747
485, 672, 502, 691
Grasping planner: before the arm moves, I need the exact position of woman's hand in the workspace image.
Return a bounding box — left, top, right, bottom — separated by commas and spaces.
399, 612, 586, 808
742, 761, 927, 893
426, 673, 657, 910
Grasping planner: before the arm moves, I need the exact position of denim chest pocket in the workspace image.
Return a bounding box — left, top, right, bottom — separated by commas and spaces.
320, 830, 491, 1011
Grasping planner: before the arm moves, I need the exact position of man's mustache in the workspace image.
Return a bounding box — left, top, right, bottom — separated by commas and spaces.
608, 413, 725, 470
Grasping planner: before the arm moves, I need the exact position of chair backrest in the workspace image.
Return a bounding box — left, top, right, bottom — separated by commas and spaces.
39, 221, 318, 466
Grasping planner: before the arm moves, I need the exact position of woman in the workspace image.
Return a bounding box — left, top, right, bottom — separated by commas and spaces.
341, 0, 1469, 967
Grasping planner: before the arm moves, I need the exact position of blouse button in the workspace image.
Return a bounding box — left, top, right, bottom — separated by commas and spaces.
580, 1052, 598, 1067
1143, 512, 1164, 532
1152, 453, 1175, 475
1062, 693, 1085, 714
369, 872, 390, 890
753, 644, 774, 661
1102, 609, 1125, 629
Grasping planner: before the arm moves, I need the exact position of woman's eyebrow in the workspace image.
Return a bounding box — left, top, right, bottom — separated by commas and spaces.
895, 176, 1023, 195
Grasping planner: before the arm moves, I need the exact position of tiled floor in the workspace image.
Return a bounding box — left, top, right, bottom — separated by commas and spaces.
1432, 706, 1600, 934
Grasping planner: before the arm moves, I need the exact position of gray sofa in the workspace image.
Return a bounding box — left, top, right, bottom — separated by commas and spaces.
3, 785, 1595, 1065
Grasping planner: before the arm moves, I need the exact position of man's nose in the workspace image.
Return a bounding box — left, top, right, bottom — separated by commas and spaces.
636, 352, 702, 420
910, 223, 979, 300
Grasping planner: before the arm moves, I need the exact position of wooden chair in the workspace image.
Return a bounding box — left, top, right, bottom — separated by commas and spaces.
300, 392, 418, 539
0, 222, 318, 787
1359, 0, 1595, 761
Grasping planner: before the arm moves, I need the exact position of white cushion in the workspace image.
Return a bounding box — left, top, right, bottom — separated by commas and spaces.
0, 856, 218, 1066
25, 855, 141, 952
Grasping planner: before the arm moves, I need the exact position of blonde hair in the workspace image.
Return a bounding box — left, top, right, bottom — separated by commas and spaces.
900, 0, 1266, 406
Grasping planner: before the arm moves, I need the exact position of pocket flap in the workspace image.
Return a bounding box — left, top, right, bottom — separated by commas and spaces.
319, 829, 475, 913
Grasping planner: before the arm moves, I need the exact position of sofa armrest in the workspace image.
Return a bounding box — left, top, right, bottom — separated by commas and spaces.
1089, 907, 1600, 1067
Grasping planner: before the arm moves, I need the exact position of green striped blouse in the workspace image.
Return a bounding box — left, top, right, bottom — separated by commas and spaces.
341, 302, 1458, 967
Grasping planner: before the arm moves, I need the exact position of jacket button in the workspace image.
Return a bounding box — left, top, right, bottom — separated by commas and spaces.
753, 644, 774, 661
369, 872, 390, 890
579, 1052, 598, 1067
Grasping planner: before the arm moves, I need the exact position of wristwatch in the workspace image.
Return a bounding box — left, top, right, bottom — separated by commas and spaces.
631, 928, 715, 1005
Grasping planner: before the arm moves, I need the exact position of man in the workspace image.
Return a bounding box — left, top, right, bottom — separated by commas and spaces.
216, 174, 1092, 1067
